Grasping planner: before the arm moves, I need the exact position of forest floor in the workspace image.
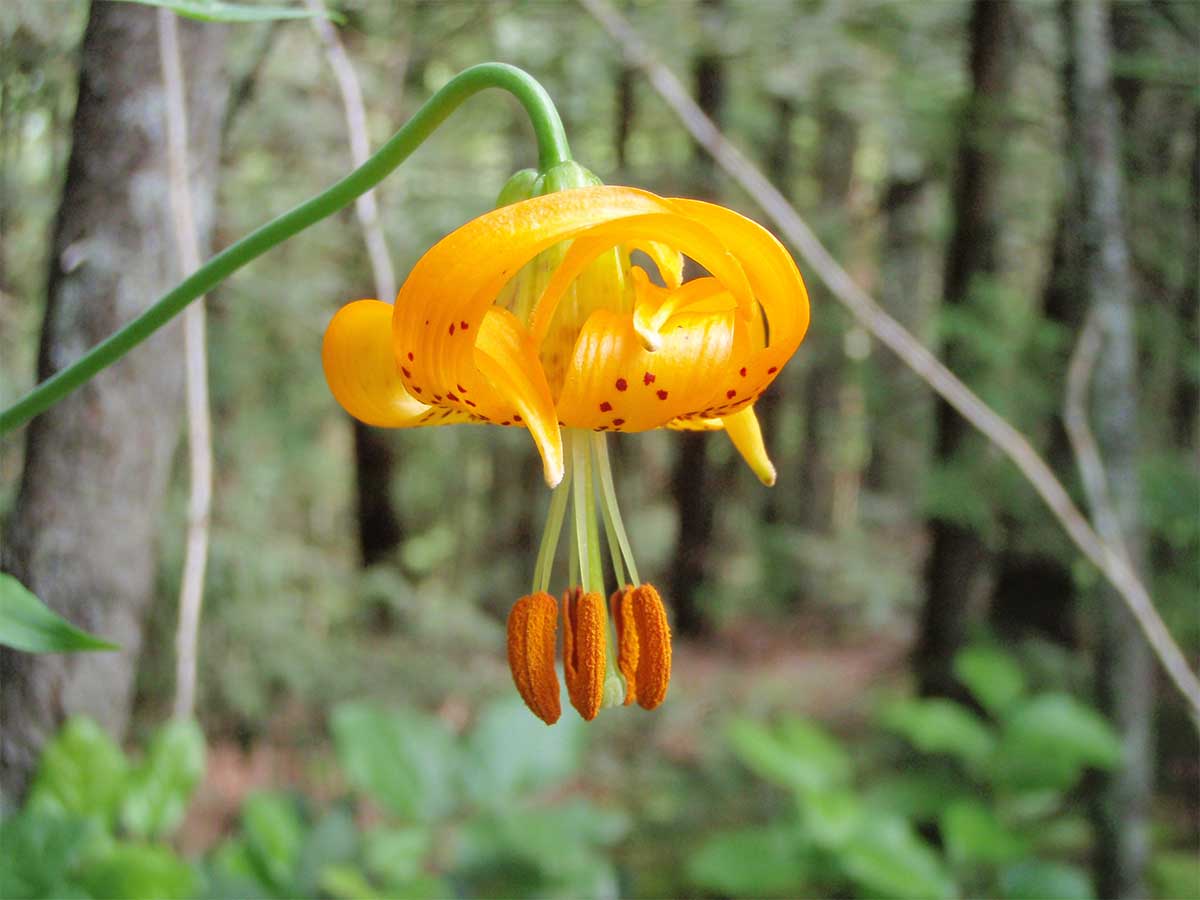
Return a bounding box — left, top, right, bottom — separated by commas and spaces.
177, 614, 911, 854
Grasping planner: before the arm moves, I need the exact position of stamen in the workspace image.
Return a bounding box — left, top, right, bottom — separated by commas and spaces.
591, 433, 640, 585
563, 588, 607, 721
533, 475, 571, 594
631, 584, 672, 710
610, 587, 638, 706
506, 593, 561, 725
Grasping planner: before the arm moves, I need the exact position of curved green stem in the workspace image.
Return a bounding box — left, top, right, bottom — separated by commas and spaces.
0, 63, 570, 435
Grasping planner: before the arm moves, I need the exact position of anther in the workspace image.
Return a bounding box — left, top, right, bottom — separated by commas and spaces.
507, 593, 561, 725
631, 584, 671, 710
610, 587, 638, 706
563, 587, 607, 721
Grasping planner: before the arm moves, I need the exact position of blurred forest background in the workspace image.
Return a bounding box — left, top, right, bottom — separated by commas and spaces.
0, 0, 1197, 898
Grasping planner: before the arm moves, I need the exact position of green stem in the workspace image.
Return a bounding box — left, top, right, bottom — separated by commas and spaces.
0, 63, 570, 435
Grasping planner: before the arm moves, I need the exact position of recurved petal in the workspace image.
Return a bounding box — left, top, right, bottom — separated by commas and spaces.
556, 307, 737, 432
474, 308, 564, 487
322, 300, 452, 427
722, 405, 776, 486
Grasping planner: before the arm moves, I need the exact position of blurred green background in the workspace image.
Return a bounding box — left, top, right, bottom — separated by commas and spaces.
1, 0, 1197, 898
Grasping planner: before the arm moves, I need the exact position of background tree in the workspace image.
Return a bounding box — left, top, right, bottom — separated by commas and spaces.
0, 3, 227, 800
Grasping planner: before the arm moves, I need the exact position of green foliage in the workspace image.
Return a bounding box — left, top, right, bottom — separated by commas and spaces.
0, 574, 119, 654
2, 700, 623, 900
689, 645, 1122, 899
110, 0, 338, 24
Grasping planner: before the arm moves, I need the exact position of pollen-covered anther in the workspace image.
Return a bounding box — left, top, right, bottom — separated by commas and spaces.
507, 592, 561, 725
631, 583, 672, 710
563, 587, 608, 721
610, 586, 639, 705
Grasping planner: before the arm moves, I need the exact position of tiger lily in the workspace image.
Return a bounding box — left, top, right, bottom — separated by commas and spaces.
322, 162, 810, 724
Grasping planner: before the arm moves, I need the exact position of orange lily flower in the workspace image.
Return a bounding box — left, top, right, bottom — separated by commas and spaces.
323, 168, 810, 724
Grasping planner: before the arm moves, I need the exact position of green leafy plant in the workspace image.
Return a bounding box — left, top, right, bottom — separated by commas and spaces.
688, 645, 1122, 900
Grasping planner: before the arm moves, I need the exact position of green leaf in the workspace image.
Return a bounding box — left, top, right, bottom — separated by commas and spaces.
953, 645, 1026, 718
364, 827, 431, 890
0, 813, 108, 899
940, 799, 1027, 865
880, 698, 995, 768
240, 792, 305, 894
994, 693, 1121, 791
838, 816, 956, 900
1000, 861, 1094, 900
27, 717, 128, 828
331, 703, 459, 821
727, 716, 851, 795
109, 0, 342, 24
0, 574, 119, 653
801, 788, 863, 850
293, 809, 361, 899
462, 696, 584, 807
121, 719, 206, 840
77, 844, 195, 900
686, 825, 810, 896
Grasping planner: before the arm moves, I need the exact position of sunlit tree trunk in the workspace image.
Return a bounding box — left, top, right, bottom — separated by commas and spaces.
1067, 1, 1153, 895
0, 3, 227, 802
915, 0, 1017, 699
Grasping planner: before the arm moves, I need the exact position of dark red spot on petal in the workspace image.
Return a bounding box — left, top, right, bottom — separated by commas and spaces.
466, 399, 477, 407
401, 367, 411, 378
407, 351, 414, 361
433, 394, 442, 402
657, 389, 668, 400
739, 367, 747, 377
612, 418, 625, 427
599, 401, 613, 412
449, 323, 456, 335
768, 366, 778, 374
413, 386, 422, 395
726, 389, 737, 399
501, 420, 511, 426
446, 392, 459, 402
460, 320, 469, 331
457, 384, 467, 393
513, 413, 523, 422
615, 378, 628, 391
643, 372, 656, 385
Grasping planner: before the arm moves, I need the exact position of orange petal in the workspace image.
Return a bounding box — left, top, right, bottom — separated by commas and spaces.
322, 299, 468, 427
722, 405, 776, 486
556, 306, 737, 432
507, 593, 561, 725
474, 308, 564, 486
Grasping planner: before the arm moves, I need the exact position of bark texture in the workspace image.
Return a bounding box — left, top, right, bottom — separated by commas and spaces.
916, 0, 1017, 699
1067, 1, 1153, 895
0, 3, 227, 802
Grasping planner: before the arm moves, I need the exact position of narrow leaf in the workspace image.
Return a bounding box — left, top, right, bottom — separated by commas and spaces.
109, 0, 343, 25
0, 574, 118, 653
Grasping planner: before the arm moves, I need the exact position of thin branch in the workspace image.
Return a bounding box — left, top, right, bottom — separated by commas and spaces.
578, 0, 1200, 722
1064, 311, 1133, 564
158, 9, 212, 722
306, 0, 398, 303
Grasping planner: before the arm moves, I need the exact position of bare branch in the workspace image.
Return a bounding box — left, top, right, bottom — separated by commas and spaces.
306, 0, 398, 303
578, 0, 1200, 722
158, 8, 212, 722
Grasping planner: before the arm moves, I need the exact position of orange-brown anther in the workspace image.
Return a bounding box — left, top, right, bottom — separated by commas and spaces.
563, 588, 607, 721
631, 584, 672, 710
507, 592, 561, 725
610, 586, 638, 705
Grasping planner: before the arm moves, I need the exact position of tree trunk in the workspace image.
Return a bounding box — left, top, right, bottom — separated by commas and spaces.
1066, 1, 1153, 895
0, 3, 227, 802
668, 0, 725, 637
915, 0, 1017, 699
